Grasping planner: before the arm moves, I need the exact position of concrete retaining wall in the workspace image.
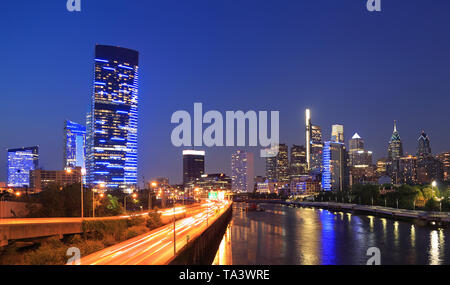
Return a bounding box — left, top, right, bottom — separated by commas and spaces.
169, 205, 232, 265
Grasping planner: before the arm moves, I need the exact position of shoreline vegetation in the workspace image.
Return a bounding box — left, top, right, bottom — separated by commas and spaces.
0, 212, 163, 265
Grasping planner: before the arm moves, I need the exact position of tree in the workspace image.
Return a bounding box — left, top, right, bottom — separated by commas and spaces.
97, 194, 124, 217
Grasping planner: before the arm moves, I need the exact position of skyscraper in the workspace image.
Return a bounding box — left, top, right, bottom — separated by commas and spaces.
398, 155, 418, 185
265, 145, 278, 182
182, 150, 205, 185
331, 124, 344, 143
348, 133, 373, 167
388, 121, 403, 161
322, 141, 349, 191
231, 150, 254, 193
417, 131, 432, 159
276, 144, 290, 184
7, 146, 39, 187
64, 120, 86, 169
265, 144, 289, 184
305, 109, 311, 170
290, 145, 307, 178
310, 125, 323, 173
86, 45, 139, 191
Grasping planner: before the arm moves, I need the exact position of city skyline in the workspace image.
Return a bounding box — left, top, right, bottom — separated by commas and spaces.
1, 1, 450, 185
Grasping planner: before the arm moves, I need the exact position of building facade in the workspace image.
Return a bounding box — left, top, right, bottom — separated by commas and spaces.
182, 150, 205, 185
417, 131, 432, 159
231, 150, 254, 193
290, 145, 307, 179
30, 168, 82, 192
398, 155, 418, 185
265, 144, 289, 184
331, 124, 344, 143
290, 175, 321, 196
322, 141, 349, 192
305, 109, 323, 173
7, 146, 39, 187
85, 45, 139, 191
64, 120, 86, 169
437, 152, 450, 182
310, 125, 323, 173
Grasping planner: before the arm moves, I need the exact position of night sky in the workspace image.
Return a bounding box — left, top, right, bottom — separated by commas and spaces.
1, 0, 449, 185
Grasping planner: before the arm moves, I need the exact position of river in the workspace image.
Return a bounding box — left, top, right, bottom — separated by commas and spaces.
212, 202, 449, 265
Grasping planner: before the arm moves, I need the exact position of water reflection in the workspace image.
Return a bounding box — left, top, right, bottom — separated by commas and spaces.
212, 203, 449, 265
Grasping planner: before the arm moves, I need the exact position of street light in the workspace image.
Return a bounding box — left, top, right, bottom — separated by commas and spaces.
149, 182, 157, 211
173, 188, 176, 256
93, 182, 106, 218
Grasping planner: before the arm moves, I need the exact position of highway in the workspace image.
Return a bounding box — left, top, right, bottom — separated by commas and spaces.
0, 205, 196, 225
79, 200, 231, 265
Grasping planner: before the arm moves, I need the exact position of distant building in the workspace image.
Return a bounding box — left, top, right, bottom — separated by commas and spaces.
264, 144, 289, 184
310, 125, 323, 173
305, 109, 323, 173
30, 168, 82, 192
416, 156, 444, 184
376, 158, 390, 176
350, 165, 377, 185
276, 144, 290, 184
183, 150, 205, 185
331, 125, 344, 143
290, 175, 320, 196
265, 146, 277, 182
417, 131, 432, 159
437, 152, 450, 182
322, 141, 349, 192
398, 155, 418, 185
348, 133, 373, 167
7, 146, 39, 187
414, 130, 444, 184
64, 120, 86, 169
388, 121, 404, 161
231, 150, 254, 193
256, 180, 278, 194
198, 173, 231, 192
290, 145, 307, 179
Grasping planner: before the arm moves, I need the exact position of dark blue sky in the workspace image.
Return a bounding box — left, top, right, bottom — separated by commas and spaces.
1, 0, 449, 185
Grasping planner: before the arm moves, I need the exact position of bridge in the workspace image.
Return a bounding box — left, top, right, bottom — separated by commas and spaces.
0, 206, 199, 247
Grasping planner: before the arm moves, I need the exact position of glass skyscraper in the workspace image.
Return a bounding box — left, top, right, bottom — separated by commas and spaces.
7, 146, 39, 187
322, 141, 349, 192
64, 120, 86, 169
86, 45, 139, 191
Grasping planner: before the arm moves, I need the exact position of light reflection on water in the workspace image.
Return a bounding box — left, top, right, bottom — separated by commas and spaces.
212, 203, 449, 265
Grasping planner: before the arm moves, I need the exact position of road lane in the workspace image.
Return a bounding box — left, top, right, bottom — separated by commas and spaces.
79, 200, 231, 265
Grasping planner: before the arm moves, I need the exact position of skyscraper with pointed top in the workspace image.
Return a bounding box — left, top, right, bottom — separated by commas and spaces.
417, 130, 432, 159
388, 121, 403, 161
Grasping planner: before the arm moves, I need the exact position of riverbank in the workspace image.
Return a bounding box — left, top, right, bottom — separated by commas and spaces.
244, 199, 450, 227
289, 201, 450, 227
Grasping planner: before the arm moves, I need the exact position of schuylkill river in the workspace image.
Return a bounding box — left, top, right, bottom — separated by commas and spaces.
212, 203, 450, 265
